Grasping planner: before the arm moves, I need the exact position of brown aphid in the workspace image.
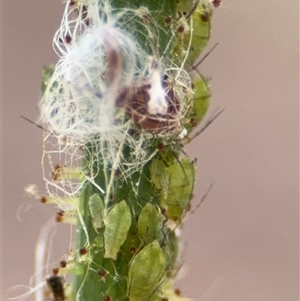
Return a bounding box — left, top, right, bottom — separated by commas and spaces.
116, 80, 180, 134
103, 295, 111, 301
174, 288, 181, 296
46, 275, 65, 301
52, 268, 60, 276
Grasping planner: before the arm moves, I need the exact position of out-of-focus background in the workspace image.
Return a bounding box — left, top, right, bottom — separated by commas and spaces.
2, 1, 299, 300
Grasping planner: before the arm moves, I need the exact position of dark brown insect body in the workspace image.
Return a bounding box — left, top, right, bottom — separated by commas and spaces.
116, 79, 181, 134
46, 276, 65, 301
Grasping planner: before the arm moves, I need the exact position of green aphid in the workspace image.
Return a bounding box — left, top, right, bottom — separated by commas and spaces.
185, 75, 211, 133
165, 157, 195, 221
174, 1, 212, 69
127, 241, 166, 301
150, 155, 195, 221
40, 64, 55, 95
149, 159, 169, 199
88, 193, 104, 232
184, 3, 212, 68
177, 0, 195, 16
104, 200, 131, 260
138, 203, 164, 245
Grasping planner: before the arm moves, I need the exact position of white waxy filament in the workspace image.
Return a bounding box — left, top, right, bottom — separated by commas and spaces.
147, 71, 168, 115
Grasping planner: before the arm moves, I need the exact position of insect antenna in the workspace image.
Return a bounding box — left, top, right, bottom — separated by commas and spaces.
20, 115, 48, 132
190, 182, 214, 214
191, 42, 219, 73
183, 108, 224, 144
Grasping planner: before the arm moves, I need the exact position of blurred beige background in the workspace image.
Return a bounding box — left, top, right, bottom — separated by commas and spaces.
2, 1, 299, 300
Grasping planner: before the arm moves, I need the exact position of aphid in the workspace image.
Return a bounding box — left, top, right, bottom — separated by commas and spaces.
176, 0, 196, 16
150, 159, 169, 199
138, 203, 163, 244
120, 82, 179, 133
115, 61, 182, 134
187, 4, 212, 65
88, 193, 104, 231
104, 200, 132, 260
150, 155, 195, 222
127, 241, 166, 301
46, 275, 65, 301
184, 75, 211, 133
173, 0, 212, 69
41, 64, 55, 95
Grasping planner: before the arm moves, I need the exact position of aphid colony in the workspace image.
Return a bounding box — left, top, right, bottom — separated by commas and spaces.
40, 0, 214, 141
7, 1, 220, 301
